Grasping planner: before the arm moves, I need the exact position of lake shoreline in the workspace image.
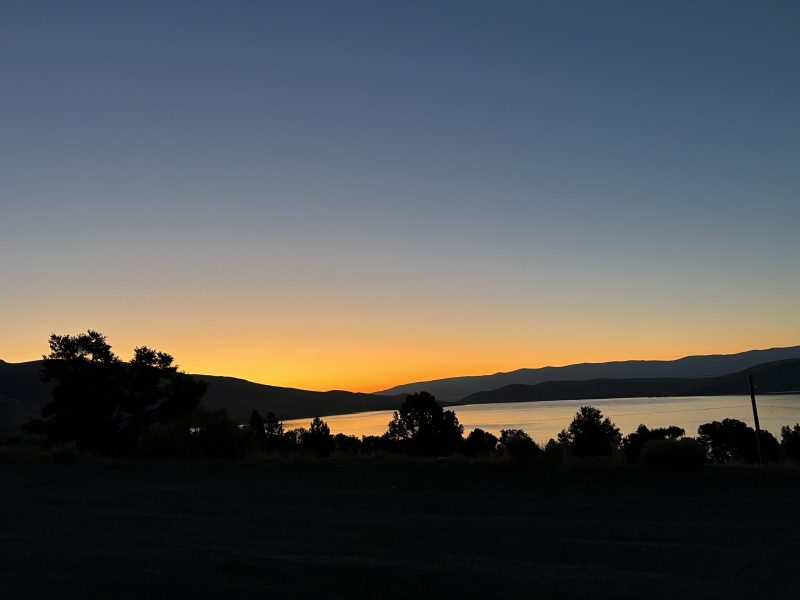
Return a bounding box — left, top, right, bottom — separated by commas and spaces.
285, 394, 800, 443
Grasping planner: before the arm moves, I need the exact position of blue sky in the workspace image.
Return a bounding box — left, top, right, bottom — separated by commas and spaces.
2, 1, 799, 390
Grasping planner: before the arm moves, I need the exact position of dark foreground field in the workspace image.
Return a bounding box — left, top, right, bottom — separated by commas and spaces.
1, 458, 799, 599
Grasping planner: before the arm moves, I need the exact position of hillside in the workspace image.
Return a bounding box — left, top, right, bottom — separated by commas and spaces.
4, 352, 799, 440
454, 358, 800, 406
0, 360, 403, 439
197, 375, 403, 423
378, 345, 800, 403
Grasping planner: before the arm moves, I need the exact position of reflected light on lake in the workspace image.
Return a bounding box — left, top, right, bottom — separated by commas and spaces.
284, 395, 800, 444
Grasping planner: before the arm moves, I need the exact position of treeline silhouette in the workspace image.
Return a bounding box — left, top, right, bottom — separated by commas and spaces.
23, 331, 207, 455
14, 331, 800, 465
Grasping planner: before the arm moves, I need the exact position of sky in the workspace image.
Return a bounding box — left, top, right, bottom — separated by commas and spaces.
2, 1, 799, 392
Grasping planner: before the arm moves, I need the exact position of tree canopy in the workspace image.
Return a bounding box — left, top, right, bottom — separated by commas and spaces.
558, 406, 622, 457
384, 392, 464, 455
499, 429, 540, 460
697, 418, 780, 463
25, 331, 206, 453
622, 424, 685, 461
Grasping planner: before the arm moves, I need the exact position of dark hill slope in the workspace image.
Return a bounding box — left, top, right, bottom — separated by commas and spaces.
454, 358, 800, 406
378, 345, 800, 404
0, 360, 403, 439
0, 360, 51, 438
197, 374, 402, 424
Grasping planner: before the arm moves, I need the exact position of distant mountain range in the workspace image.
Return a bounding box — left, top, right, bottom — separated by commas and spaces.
377, 345, 800, 404
451, 358, 800, 406
0, 360, 402, 439
3, 344, 800, 440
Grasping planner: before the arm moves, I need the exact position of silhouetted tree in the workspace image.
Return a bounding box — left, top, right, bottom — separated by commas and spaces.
157, 369, 208, 423
25, 331, 206, 454
334, 433, 362, 454
309, 416, 330, 436
284, 427, 306, 450
499, 429, 540, 460
300, 417, 334, 456
464, 428, 498, 456
622, 424, 685, 461
258, 411, 287, 451
757, 430, 780, 462
384, 392, 464, 455
543, 438, 565, 463
264, 411, 284, 437
697, 419, 780, 463
24, 331, 121, 452
781, 424, 800, 461
249, 409, 267, 449
557, 406, 621, 457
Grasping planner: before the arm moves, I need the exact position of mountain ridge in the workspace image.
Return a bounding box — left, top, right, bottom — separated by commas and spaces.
376, 345, 800, 403
4, 344, 800, 439
450, 358, 800, 407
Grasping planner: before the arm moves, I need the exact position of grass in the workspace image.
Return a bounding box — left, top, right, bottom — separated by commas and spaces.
1, 455, 799, 598
0, 440, 79, 463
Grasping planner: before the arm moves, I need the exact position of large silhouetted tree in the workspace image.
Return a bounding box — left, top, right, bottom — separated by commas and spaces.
557, 406, 621, 457
25, 331, 206, 454
24, 331, 121, 451
384, 391, 464, 455
697, 419, 780, 463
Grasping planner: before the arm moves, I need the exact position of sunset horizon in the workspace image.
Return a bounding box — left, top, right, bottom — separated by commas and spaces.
4, 332, 800, 393
3, 3, 800, 597
5, 2, 799, 396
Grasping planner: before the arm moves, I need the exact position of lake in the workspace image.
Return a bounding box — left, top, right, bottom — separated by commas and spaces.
284, 394, 800, 444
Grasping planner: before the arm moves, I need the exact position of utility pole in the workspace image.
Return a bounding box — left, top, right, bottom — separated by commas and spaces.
748, 375, 763, 463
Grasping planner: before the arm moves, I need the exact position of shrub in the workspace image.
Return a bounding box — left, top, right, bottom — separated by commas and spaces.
334, 433, 362, 455
758, 430, 782, 462
284, 428, 306, 450
639, 438, 705, 469
780, 424, 800, 461
360, 435, 387, 454
543, 438, 565, 464
464, 429, 498, 457
0, 440, 79, 463
499, 429, 540, 460
623, 424, 685, 462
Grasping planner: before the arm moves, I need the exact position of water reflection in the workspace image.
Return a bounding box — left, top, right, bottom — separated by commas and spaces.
284, 394, 800, 444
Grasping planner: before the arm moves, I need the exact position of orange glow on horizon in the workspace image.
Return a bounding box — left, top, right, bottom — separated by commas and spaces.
3, 281, 799, 392
4, 327, 799, 393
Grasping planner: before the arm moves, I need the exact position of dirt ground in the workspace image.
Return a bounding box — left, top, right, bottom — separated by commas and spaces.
1, 458, 798, 599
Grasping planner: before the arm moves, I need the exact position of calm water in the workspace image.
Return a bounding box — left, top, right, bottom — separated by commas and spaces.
284, 394, 800, 444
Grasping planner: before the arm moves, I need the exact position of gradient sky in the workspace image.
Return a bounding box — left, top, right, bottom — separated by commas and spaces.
2, 1, 799, 391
